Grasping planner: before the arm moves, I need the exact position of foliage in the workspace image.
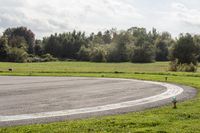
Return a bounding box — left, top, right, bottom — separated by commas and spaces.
0, 36, 9, 61
130, 42, 155, 63
41, 54, 57, 62
171, 33, 199, 65
4, 27, 35, 54
106, 32, 129, 62
169, 60, 178, 72
169, 33, 200, 72
89, 46, 106, 62
0, 26, 200, 65
27, 54, 57, 62
169, 60, 197, 72
102, 30, 112, 44
34, 40, 44, 56
44, 31, 87, 59
77, 46, 91, 61
0, 34, 29, 63
193, 35, 200, 62
155, 38, 169, 61
8, 48, 28, 63
8, 36, 28, 51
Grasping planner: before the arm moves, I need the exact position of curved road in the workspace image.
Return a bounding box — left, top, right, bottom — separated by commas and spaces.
0, 76, 196, 126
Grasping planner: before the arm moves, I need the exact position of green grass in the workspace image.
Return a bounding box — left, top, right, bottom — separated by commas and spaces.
0, 61, 200, 133
0, 61, 169, 73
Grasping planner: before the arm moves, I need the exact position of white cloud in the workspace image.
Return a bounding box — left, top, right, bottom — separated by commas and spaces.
172, 3, 200, 27
1, 0, 200, 38
0, 0, 142, 38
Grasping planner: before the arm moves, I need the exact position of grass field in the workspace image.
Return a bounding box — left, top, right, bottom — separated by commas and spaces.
0, 61, 200, 133
0, 61, 170, 74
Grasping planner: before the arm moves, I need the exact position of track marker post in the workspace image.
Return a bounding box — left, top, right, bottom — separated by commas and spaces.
172, 96, 177, 109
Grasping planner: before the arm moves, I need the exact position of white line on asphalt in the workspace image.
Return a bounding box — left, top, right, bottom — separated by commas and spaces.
0, 80, 183, 122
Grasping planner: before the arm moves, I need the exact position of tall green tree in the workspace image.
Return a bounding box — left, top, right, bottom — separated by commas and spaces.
93, 31, 104, 44
171, 33, 199, 65
8, 36, 28, 51
155, 38, 169, 61
44, 31, 87, 59
4, 27, 35, 54
44, 34, 61, 58
193, 35, 200, 62
131, 41, 155, 63
102, 30, 112, 44
0, 36, 9, 61
106, 32, 129, 62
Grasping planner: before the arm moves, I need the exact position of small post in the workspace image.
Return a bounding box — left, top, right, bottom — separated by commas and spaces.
165, 77, 168, 82
172, 96, 177, 109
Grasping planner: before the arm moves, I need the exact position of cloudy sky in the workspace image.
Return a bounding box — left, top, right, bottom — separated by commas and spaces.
0, 0, 200, 38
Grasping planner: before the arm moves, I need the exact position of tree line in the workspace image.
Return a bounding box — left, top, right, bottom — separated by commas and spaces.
0, 26, 200, 71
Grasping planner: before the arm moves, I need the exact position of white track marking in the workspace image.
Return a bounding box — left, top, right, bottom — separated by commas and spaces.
0, 79, 183, 122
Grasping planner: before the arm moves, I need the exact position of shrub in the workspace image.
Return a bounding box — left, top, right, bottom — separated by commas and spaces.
8, 48, 28, 63
178, 63, 197, 72
169, 60, 197, 72
77, 46, 90, 61
169, 60, 178, 71
27, 56, 43, 62
27, 54, 57, 62
90, 47, 106, 62
41, 54, 57, 62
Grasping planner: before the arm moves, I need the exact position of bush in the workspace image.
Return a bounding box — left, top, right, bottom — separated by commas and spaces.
77, 46, 90, 61
90, 47, 106, 62
8, 48, 28, 63
169, 60, 178, 71
179, 63, 197, 72
27, 56, 43, 62
169, 60, 197, 72
27, 54, 57, 62
41, 54, 57, 62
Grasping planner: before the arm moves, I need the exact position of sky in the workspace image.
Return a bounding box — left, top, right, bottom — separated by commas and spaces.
0, 0, 200, 38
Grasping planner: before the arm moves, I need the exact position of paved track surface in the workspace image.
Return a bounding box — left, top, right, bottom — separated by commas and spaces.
0, 76, 196, 126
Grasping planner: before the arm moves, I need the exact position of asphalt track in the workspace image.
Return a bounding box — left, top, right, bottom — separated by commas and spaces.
0, 76, 196, 126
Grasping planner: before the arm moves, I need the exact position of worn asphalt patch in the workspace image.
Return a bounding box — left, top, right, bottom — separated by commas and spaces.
0, 76, 196, 126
